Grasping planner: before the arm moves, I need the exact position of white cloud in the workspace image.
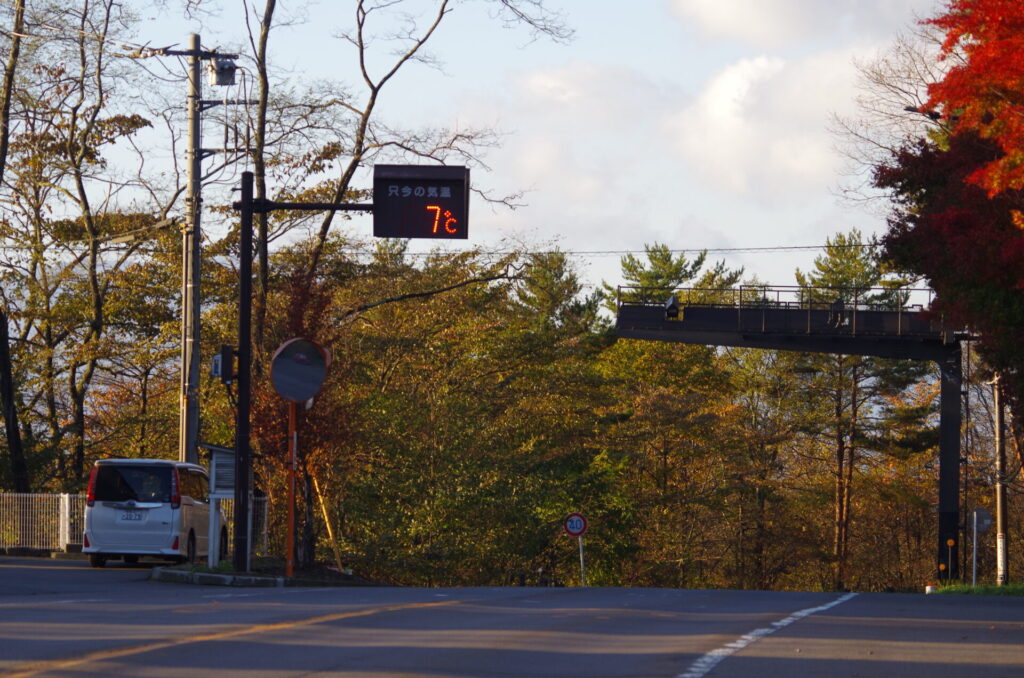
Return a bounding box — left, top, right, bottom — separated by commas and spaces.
517, 61, 670, 125
670, 0, 939, 49
667, 56, 786, 195
455, 61, 683, 258
446, 17, 909, 285
666, 47, 868, 201
670, 0, 811, 48
496, 62, 679, 211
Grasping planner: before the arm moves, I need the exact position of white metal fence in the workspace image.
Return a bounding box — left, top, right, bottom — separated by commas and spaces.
0, 494, 83, 550
0, 493, 269, 554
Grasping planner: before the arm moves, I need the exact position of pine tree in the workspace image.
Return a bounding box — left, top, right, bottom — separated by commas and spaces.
793, 230, 931, 590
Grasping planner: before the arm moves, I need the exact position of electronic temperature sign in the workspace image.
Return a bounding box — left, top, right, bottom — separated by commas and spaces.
373, 164, 469, 239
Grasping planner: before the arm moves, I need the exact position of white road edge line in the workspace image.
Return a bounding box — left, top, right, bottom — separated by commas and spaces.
677, 592, 858, 678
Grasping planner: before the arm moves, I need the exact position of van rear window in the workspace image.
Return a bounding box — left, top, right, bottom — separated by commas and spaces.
94, 465, 171, 502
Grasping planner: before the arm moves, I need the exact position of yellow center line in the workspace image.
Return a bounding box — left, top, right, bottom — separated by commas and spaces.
7, 598, 459, 677
0, 564, 96, 571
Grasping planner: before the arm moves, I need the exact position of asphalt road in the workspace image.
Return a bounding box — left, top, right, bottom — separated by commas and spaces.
2, 556, 1023, 677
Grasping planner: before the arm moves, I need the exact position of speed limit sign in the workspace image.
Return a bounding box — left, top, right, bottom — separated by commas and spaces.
564, 512, 587, 537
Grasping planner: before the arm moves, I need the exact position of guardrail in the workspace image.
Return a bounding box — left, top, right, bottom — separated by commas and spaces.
618, 284, 935, 312
0, 493, 269, 554
615, 285, 955, 340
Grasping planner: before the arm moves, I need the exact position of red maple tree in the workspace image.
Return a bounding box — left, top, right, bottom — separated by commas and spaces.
925, 0, 1024, 194
881, 1, 1024, 417
875, 131, 1024, 417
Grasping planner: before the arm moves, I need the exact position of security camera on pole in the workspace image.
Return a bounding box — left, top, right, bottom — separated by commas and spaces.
180, 35, 246, 465
128, 35, 254, 466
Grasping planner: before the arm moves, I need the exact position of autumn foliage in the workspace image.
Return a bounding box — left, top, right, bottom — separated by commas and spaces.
876, 133, 1024, 381
926, 0, 1024, 193
877, 1, 1024, 418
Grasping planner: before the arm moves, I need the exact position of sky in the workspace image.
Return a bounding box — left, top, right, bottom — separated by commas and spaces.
136, 0, 943, 291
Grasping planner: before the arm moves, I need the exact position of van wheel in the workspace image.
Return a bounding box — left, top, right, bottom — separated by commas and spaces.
186, 532, 196, 564
219, 528, 229, 561
88, 554, 106, 568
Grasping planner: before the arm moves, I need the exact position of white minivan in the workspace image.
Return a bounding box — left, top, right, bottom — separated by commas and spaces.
83, 458, 226, 568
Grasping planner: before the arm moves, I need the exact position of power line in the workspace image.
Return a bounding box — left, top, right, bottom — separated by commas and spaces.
0, 240, 882, 255
375, 242, 884, 259
0, 0, 193, 61
540, 243, 880, 256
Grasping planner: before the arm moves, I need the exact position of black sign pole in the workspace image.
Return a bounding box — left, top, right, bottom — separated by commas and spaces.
227, 165, 465, 572
232, 171, 254, 572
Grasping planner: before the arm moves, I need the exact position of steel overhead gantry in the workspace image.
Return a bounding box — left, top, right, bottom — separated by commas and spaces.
615, 285, 964, 581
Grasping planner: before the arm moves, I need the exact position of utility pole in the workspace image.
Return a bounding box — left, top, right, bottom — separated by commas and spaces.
993, 373, 1008, 585
129, 37, 253, 564
233, 171, 254, 573
179, 33, 203, 464
128, 34, 241, 465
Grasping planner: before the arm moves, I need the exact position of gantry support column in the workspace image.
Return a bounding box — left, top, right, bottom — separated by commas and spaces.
937, 345, 962, 581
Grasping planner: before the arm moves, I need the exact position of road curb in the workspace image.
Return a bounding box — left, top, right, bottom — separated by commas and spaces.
150, 566, 285, 587
1, 547, 85, 559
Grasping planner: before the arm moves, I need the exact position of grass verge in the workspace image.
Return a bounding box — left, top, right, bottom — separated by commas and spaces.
936, 583, 1024, 595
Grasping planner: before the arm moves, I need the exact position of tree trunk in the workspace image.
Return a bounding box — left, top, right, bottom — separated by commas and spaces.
833, 430, 847, 590
70, 379, 87, 482
0, 3, 27, 491
0, 311, 29, 492
841, 368, 859, 587
754, 481, 768, 589
301, 465, 316, 569
138, 367, 150, 457
832, 361, 846, 590
0, 0, 25, 182
252, 0, 276, 365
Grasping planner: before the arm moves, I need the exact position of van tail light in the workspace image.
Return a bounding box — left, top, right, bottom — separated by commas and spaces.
83, 534, 90, 548
170, 468, 181, 509
86, 466, 98, 507
171, 536, 179, 551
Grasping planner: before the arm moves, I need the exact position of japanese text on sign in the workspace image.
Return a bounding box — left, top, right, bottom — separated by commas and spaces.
386, 184, 453, 199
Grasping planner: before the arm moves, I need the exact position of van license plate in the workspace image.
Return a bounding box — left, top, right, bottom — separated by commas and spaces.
119, 511, 144, 522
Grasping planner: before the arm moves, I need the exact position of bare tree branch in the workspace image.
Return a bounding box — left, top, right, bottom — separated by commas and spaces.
336, 263, 523, 324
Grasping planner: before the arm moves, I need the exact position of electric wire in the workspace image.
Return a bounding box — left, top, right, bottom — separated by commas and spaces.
0, 0, 235, 64
0, 241, 883, 255
357, 242, 884, 259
